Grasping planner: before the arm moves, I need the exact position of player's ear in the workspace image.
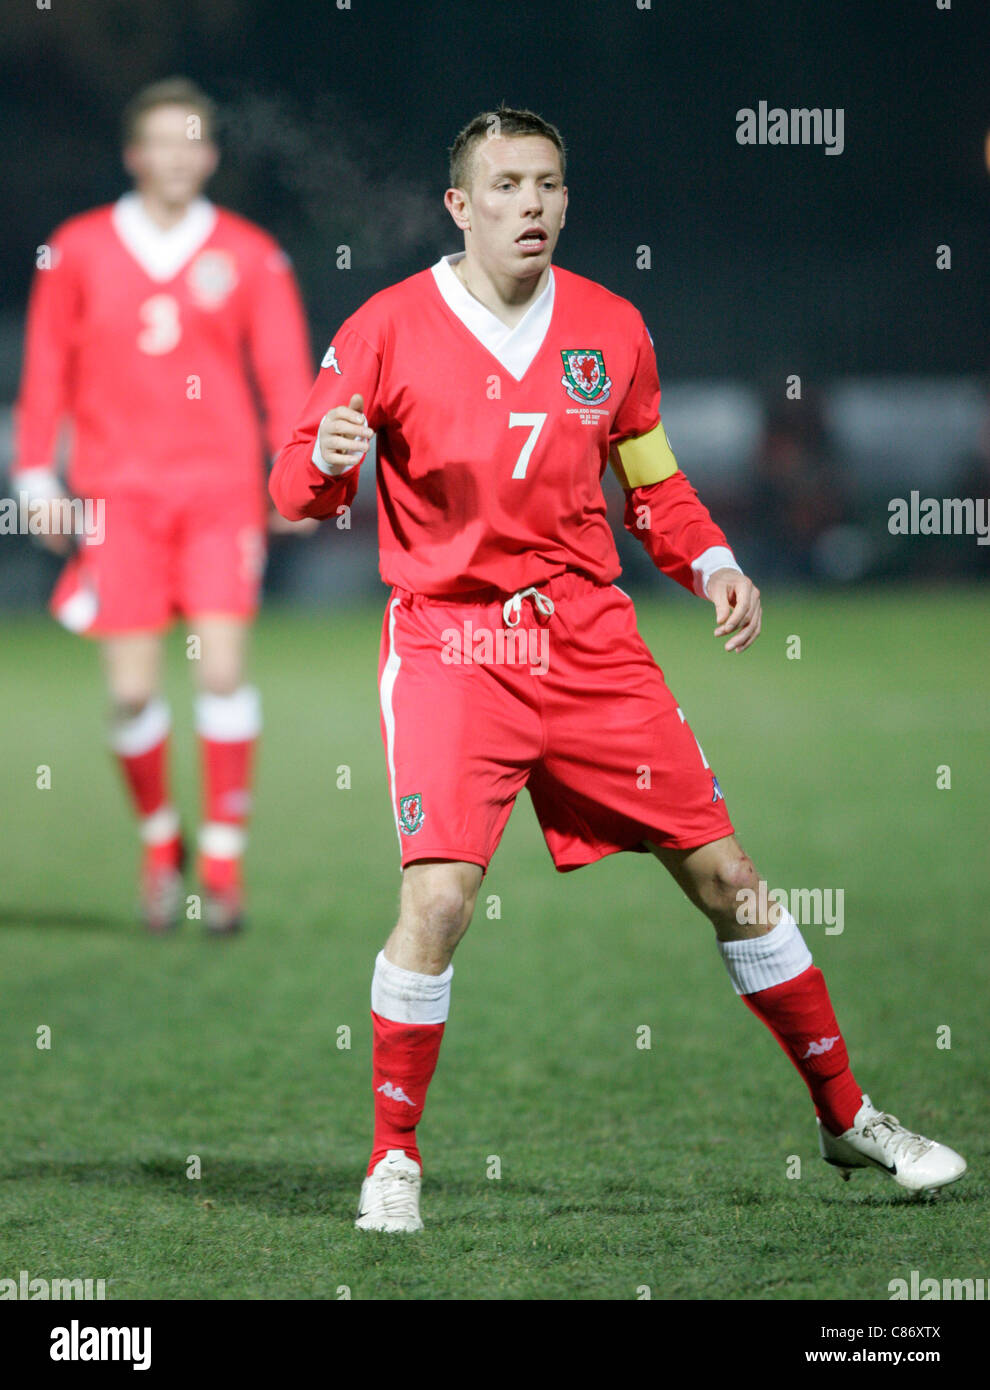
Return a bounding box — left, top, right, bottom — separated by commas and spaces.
560, 186, 568, 229
444, 186, 470, 232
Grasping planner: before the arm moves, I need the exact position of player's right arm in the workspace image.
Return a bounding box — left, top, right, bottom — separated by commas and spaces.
13, 226, 79, 551
269, 325, 380, 522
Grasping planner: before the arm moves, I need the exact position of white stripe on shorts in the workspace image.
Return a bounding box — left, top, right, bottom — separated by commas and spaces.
379, 595, 404, 856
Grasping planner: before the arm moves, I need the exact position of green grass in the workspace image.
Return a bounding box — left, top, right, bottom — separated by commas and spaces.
0, 587, 987, 1300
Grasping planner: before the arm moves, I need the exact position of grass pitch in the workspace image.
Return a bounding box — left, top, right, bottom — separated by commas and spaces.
1, 586, 986, 1300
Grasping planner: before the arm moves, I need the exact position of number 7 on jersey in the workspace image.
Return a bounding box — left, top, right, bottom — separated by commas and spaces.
508, 412, 547, 479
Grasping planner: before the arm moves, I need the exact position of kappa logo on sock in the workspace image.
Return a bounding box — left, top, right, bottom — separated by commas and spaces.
800, 1035, 840, 1060
218, 789, 251, 817
377, 1080, 416, 1106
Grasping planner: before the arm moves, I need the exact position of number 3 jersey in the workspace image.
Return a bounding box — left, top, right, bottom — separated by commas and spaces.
270, 253, 732, 598
13, 195, 313, 498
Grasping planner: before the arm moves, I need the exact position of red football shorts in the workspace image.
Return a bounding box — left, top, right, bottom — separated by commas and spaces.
49, 481, 267, 636
378, 570, 734, 873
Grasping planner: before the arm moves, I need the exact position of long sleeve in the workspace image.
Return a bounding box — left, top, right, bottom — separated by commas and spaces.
623, 469, 740, 596
609, 315, 740, 597
244, 240, 315, 460
269, 322, 382, 522
12, 229, 79, 481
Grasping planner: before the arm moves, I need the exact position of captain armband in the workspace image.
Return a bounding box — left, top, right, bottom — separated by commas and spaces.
609, 421, 679, 489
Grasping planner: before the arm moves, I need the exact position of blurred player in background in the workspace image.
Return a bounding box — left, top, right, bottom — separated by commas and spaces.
13, 78, 315, 934
271, 106, 966, 1228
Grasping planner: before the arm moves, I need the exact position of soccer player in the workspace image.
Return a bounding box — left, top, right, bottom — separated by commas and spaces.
13, 78, 315, 934
270, 107, 966, 1229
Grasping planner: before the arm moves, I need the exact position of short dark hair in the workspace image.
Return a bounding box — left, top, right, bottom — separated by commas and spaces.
449, 105, 566, 191
122, 78, 217, 145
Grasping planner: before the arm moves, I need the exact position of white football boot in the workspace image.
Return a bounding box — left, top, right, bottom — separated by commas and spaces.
140, 847, 185, 935
818, 1094, 966, 1194
355, 1150, 424, 1232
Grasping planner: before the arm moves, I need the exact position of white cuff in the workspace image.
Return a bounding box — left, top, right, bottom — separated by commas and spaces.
717, 909, 813, 996
16, 469, 63, 503
198, 822, 248, 859
194, 685, 262, 742
371, 950, 453, 1024
140, 806, 181, 846
691, 545, 741, 598
108, 697, 171, 757
311, 412, 367, 476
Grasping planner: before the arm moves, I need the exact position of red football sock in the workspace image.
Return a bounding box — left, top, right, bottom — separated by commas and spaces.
198, 734, 254, 894
742, 964, 863, 1135
144, 836, 183, 873
110, 700, 178, 852
199, 733, 256, 829
369, 1011, 445, 1173
195, 687, 261, 884
117, 738, 169, 820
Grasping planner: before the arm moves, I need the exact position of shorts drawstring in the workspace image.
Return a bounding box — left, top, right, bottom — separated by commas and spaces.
502, 585, 555, 628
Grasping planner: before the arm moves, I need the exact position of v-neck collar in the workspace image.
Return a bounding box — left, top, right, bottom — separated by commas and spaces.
111, 192, 218, 283
430, 252, 555, 381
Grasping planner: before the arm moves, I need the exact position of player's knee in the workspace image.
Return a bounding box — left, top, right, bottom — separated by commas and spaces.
400, 873, 477, 948
110, 693, 157, 723
410, 887, 470, 940
197, 664, 242, 697
707, 849, 758, 917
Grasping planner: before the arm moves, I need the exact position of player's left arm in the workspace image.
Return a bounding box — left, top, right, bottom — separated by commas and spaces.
608, 317, 761, 651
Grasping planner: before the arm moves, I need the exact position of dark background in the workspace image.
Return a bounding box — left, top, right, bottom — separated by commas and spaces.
1, 0, 988, 597
2, 0, 987, 375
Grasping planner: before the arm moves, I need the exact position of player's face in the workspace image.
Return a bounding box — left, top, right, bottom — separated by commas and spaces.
124, 104, 218, 208
452, 136, 567, 280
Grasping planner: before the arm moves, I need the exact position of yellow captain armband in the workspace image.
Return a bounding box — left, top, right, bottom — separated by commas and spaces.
609, 421, 679, 489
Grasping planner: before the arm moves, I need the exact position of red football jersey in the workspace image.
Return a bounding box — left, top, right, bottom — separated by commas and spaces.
271, 254, 733, 597
14, 195, 313, 497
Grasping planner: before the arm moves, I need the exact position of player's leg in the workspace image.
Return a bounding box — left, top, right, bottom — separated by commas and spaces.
101, 632, 183, 932
189, 614, 260, 935
357, 859, 484, 1228
175, 477, 266, 936
358, 589, 540, 1230
57, 491, 178, 929
525, 579, 964, 1193
649, 834, 966, 1192
648, 833, 864, 1130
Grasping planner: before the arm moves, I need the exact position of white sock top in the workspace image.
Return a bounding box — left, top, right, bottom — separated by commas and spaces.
717, 908, 813, 996
371, 949, 453, 1024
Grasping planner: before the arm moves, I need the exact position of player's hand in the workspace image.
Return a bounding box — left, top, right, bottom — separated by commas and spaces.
709, 568, 761, 652
25, 495, 77, 556
316, 393, 373, 475
267, 507, 319, 536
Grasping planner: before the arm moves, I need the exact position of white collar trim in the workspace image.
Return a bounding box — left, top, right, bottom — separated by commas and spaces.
111, 193, 218, 282
431, 252, 554, 380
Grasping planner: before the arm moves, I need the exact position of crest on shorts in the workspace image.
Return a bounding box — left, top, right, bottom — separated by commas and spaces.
560, 349, 612, 404
398, 793, 425, 835
186, 250, 238, 310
